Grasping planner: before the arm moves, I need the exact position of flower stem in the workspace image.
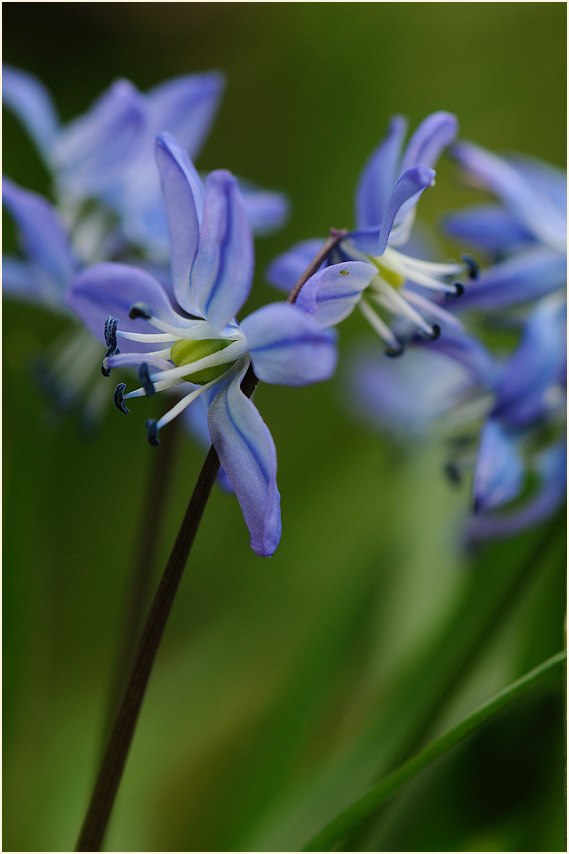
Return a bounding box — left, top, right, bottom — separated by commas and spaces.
75, 227, 346, 851
302, 650, 567, 851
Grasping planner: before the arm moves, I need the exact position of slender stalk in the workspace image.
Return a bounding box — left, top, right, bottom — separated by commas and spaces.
303, 650, 567, 851
101, 416, 182, 746
75, 228, 346, 851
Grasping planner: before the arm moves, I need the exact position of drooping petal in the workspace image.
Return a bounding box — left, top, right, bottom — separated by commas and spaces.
208, 371, 281, 556
51, 79, 146, 197
2, 64, 59, 160
190, 170, 254, 329
400, 111, 458, 172
2, 177, 75, 289
238, 182, 289, 235
493, 295, 566, 427
451, 142, 566, 252
455, 246, 566, 311
67, 262, 184, 346
443, 204, 534, 254
181, 394, 233, 493
147, 72, 225, 159
291, 261, 376, 328
242, 302, 337, 385
266, 239, 325, 292
355, 115, 408, 229
377, 165, 435, 255
473, 419, 525, 513
507, 154, 567, 211
155, 132, 205, 313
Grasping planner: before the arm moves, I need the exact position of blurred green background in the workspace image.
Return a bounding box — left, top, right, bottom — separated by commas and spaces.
3, 3, 566, 852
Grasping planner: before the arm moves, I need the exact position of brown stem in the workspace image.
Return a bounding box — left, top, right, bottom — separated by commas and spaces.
75, 227, 346, 851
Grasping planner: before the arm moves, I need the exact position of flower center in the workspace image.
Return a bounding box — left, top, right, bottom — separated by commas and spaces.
170, 338, 235, 384
371, 257, 406, 289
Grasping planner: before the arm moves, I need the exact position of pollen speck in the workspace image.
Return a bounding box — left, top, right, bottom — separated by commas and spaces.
339, 269, 350, 276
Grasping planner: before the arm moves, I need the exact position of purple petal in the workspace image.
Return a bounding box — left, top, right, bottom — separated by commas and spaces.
239, 182, 290, 235
181, 395, 233, 492
67, 262, 183, 347
455, 246, 566, 311
427, 329, 500, 389
355, 116, 408, 229
443, 204, 534, 254
2, 177, 75, 289
147, 72, 224, 160
2, 255, 56, 307
208, 372, 281, 557
507, 154, 567, 211
378, 165, 435, 254
242, 302, 337, 385
266, 239, 325, 292
400, 111, 458, 172
155, 132, 205, 313
493, 295, 566, 427
293, 261, 376, 327
2, 64, 59, 159
190, 170, 254, 329
51, 79, 146, 197
473, 419, 525, 513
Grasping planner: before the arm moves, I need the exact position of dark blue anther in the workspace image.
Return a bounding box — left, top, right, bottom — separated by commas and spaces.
462, 254, 479, 280
384, 341, 405, 358
102, 315, 120, 375
445, 282, 465, 301
146, 419, 160, 447
129, 302, 152, 320
426, 323, 441, 341
138, 363, 155, 396
113, 383, 130, 414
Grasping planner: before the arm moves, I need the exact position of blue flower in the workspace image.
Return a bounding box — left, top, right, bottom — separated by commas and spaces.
69, 134, 338, 556
268, 112, 471, 352
444, 142, 566, 310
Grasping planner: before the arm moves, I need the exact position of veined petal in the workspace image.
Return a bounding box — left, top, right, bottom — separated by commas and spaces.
400, 111, 458, 172
67, 262, 184, 346
190, 170, 254, 329
208, 371, 281, 556
2, 64, 59, 159
355, 115, 408, 229
493, 295, 566, 427
147, 72, 224, 159
293, 261, 376, 328
473, 419, 525, 513
155, 132, 205, 313
455, 246, 566, 311
242, 302, 337, 385
378, 165, 435, 255
51, 79, 146, 196
2, 177, 75, 289
443, 204, 534, 254
238, 182, 289, 235
266, 239, 325, 292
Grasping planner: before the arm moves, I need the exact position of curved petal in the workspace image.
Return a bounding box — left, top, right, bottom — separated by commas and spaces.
242, 302, 337, 385
238, 182, 289, 235
190, 170, 254, 329
493, 295, 566, 427
67, 262, 183, 346
507, 154, 567, 211
155, 132, 204, 313
443, 204, 534, 254
400, 111, 458, 172
51, 79, 146, 197
266, 239, 325, 292
455, 246, 566, 311
147, 71, 225, 159
2, 64, 59, 159
473, 419, 525, 513
355, 115, 408, 229
208, 371, 281, 557
378, 165, 435, 255
293, 261, 376, 328
181, 395, 233, 492
451, 142, 566, 252
2, 177, 75, 290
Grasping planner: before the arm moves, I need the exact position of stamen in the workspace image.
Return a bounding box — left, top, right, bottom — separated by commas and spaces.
113, 383, 130, 414
384, 341, 405, 358
461, 254, 479, 280
358, 299, 401, 349
129, 302, 152, 320
445, 282, 465, 301
102, 315, 120, 376
423, 323, 441, 341
138, 363, 156, 396
146, 419, 160, 447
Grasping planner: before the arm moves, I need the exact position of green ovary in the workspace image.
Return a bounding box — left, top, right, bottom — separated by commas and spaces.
373, 259, 405, 289
170, 338, 234, 384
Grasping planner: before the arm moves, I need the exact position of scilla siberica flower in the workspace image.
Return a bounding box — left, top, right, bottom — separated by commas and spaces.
69, 134, 352, 556
268, 112, 476, 352
444, 142, 566, 310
